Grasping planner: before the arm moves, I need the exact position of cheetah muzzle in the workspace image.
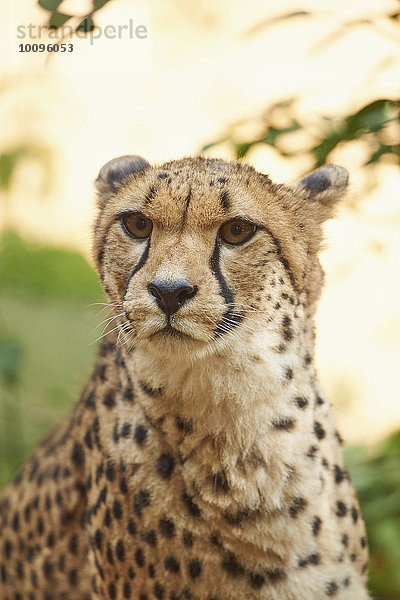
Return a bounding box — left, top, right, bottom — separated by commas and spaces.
0, 155, 369, 600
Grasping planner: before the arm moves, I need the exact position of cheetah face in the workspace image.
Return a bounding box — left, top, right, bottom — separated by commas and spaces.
93, 156, 348, 357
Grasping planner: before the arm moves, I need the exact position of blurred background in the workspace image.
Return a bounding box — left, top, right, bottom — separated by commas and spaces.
1, 0, 399, 596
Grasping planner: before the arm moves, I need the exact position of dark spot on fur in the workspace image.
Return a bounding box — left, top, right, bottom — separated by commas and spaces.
272, 417, 296, 431
220, 190, 230, 212
188, 559, 202, 579
222, 552, 245, 577
307, 445, 318, 459
133, 490, 151, 517
116, 539, 125, 561
182, 493, 201, 518
142, 529, 157, 546
140, 381, 162, 397
266, 568, 286, 582
351, 506, 359, 523
127, 518, 137, 535
164, 555, 180, 573
70, 442, 85, 468
144, 185, 157, 205
154, 582, 164, 599
312, 516, 322, 536
335, 430, 344, 445
175, 416, 193, 435
325, 581, 339, 596
336, 501, 347, 517
223, 506, 258, 526
294, 396, 308, 409
298, 553, 320, 567
289, 497, 307, 518
103, 391, 115, 408
157, 453, 175, 479
135, 547, 145, 567
285, 368, 293, 380
134, 424, 148, 445
249, 572, 266, 589
108, 582, 117, 600
211, 470, 230, 493
314, 421, 326, 440
159, 518, 175, 538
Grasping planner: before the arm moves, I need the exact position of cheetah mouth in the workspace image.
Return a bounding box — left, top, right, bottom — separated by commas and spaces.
148, 322, 207, 344
146, 323, 190, 340
163, 324, 189, 338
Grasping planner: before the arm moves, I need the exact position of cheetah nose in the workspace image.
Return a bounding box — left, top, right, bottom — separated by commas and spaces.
147, 279, 197, 316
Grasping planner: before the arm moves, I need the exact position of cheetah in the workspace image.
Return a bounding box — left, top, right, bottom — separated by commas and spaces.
0, 155, 369, 599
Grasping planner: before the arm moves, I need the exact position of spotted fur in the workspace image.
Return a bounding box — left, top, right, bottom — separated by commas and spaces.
0, 156, 369, 599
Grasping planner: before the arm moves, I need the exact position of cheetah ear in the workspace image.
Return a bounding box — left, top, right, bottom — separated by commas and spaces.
289, 164, 349, 222
95, 155, 151, 199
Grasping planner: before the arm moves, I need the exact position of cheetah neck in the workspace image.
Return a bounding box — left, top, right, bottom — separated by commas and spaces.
122, 305, 323, 513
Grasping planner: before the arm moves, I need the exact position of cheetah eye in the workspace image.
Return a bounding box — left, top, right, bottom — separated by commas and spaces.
121, 213, 153, 239
219, 219, 257, 246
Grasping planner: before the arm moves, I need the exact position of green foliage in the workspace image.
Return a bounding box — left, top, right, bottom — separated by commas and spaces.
0, 230, 103, 302
38, 0, 114, 33
202, 98, 400, 170
77, 15, 94, 33
48, 11, 72, 29
203, 5, 399, 176
0, 146, 51, 192
38, 0, 62, 10
0, 231, 104, 488
0, 336, 23, 386
345, 434, 400, 598
0, 148, 27, 191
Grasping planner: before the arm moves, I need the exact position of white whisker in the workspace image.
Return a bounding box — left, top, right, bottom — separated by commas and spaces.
90, 322, 127, 345
93, 312, 126, 332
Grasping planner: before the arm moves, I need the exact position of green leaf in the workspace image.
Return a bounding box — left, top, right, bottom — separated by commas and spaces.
48, 11, 72, 29
311, 132, 342, 167
200, 139, 228, 153
38, 0, 63, 11
366, 144, 400, 165
234, 143, 253, 158
0, 149, 26, 191
93, 0, 112, 9
344, 99, 399, 138
259, 121, 302, 146
77, 15, 95, 32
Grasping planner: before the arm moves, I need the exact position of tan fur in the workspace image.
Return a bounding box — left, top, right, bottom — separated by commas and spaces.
0, 156, 368, 600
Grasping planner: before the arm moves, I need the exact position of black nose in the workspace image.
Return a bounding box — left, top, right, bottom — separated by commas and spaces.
148, 279, 197, 316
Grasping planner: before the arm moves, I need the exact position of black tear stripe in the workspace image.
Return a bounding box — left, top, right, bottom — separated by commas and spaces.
123, 240, 150, 301
210, 239, 243, 338
265, 227, 296, 288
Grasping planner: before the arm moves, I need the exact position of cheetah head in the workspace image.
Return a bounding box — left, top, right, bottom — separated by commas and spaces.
93, 155, 348, 359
